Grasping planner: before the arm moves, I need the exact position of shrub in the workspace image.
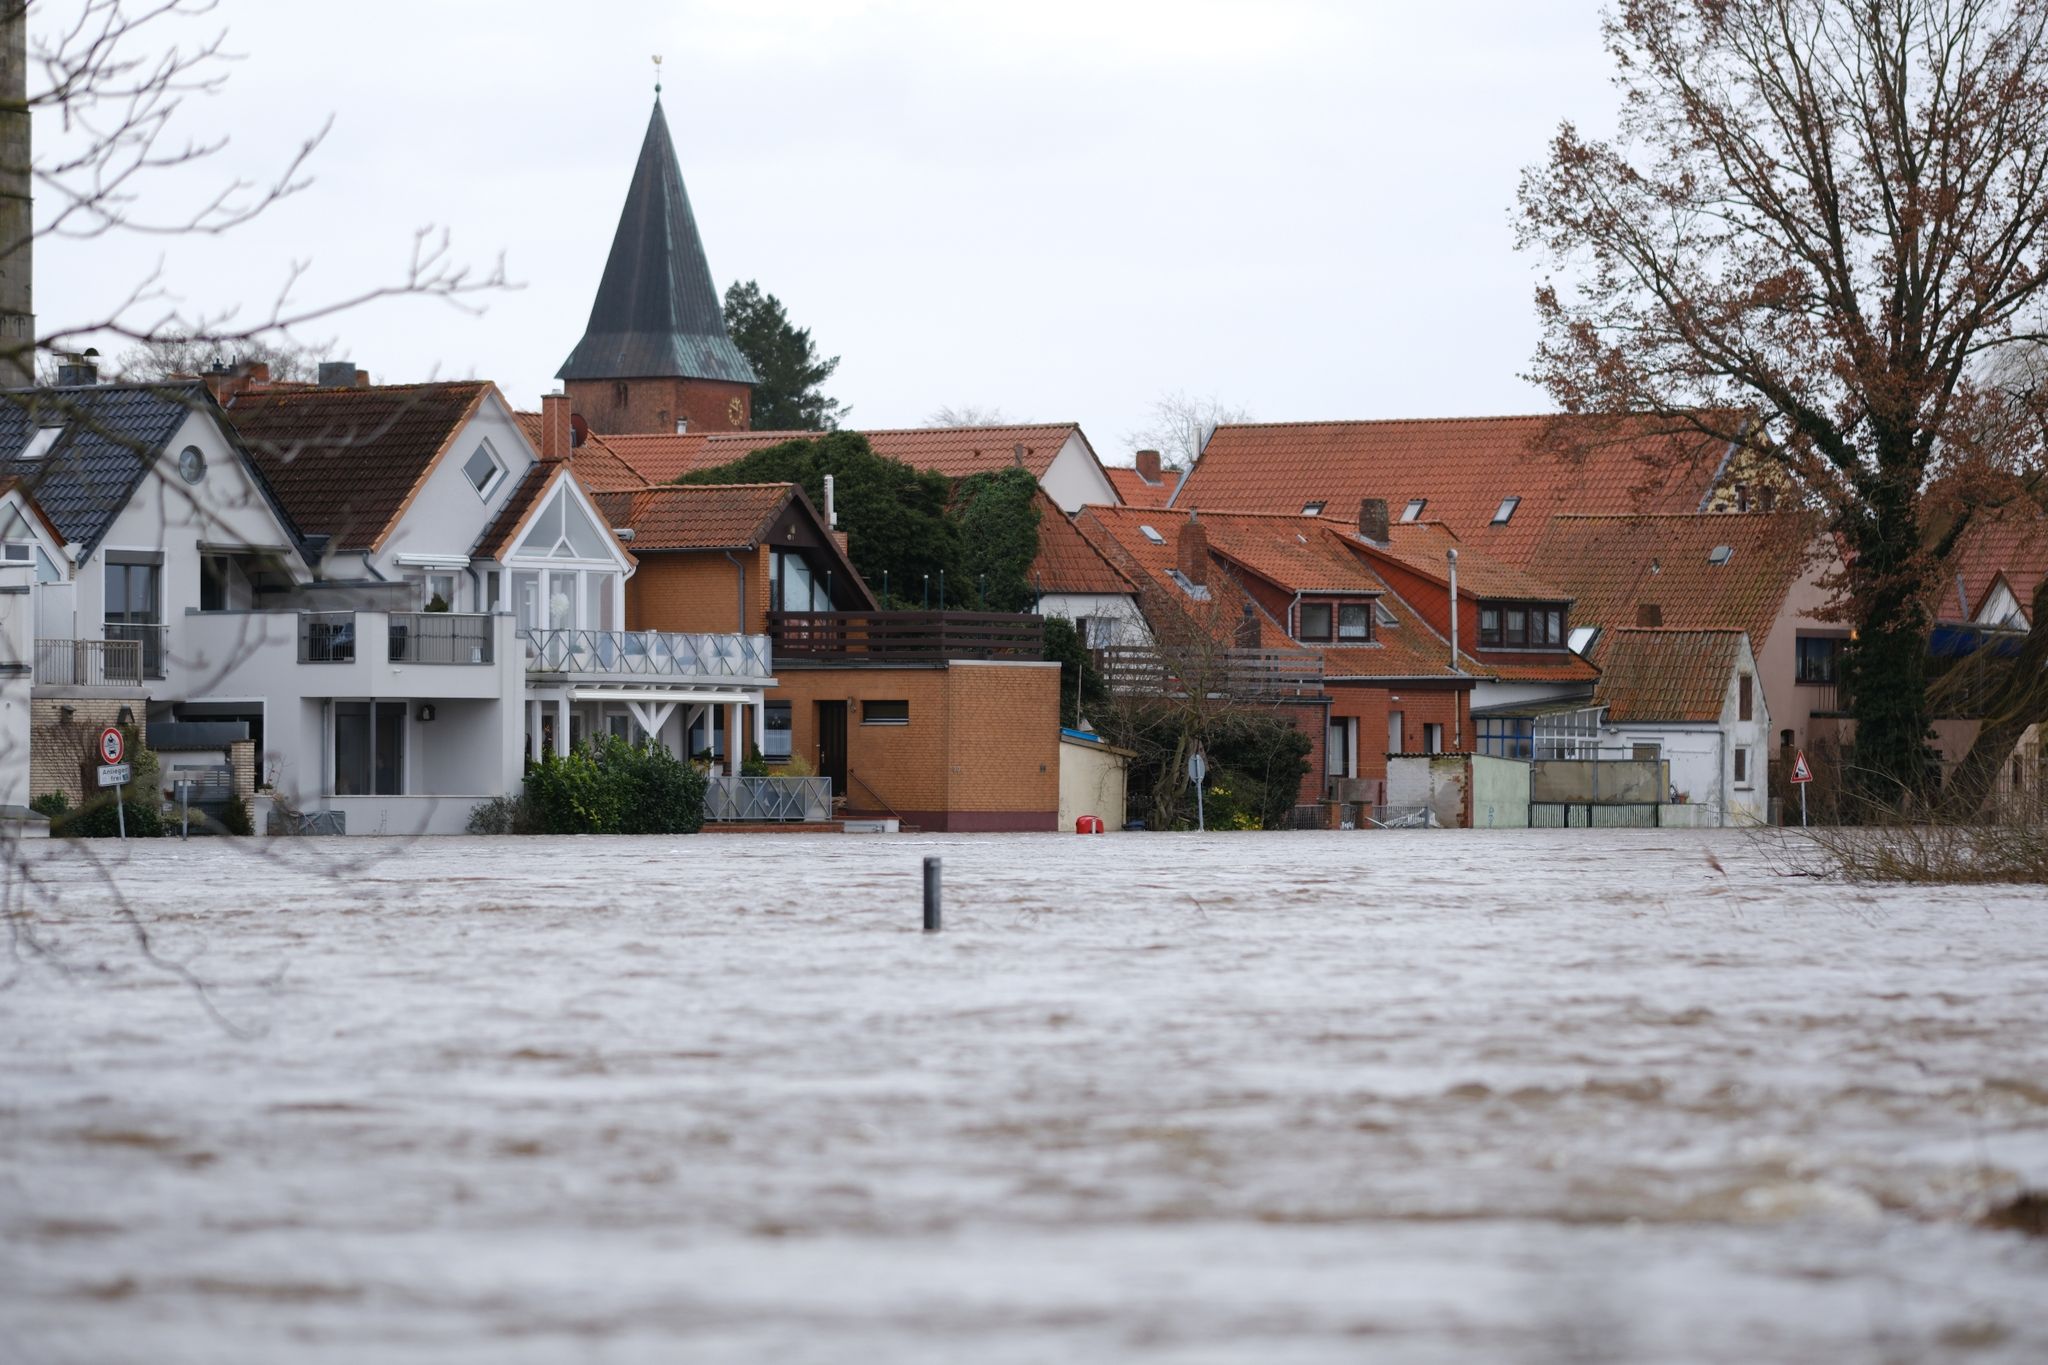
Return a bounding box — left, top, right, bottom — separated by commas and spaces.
218, 794, 255, 836
29, 792, 70, 819
522, 737, 706, 835
740, 746, 772, 778
54, 795, 164, 838
465, 794, 531, 835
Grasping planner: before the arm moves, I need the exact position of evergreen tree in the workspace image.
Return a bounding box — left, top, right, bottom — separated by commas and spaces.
723, 280, 845, 431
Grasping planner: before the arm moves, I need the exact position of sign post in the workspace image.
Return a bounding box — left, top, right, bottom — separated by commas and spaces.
1188, 749, 1208, 833
1789, 749, 1814, 828
97, 727, 128, 840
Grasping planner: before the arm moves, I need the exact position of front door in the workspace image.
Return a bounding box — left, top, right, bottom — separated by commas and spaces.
817, 701, 848, 800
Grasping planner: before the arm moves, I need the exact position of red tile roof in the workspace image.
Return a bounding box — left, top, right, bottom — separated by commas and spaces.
1595, 628, 1746, 723
1175, 414, 1732, 568
1031, 492, 1134, 595
599, 429, 817, 484
606, 483, 799, 550
1340, 519, 1572, 601
476, 461, 559, 561
862, 424, 1081, 480
511, 413, 651, 493
227, 382, 492, 552
1939, 507, 2047, 623
1524, 512, 1823, 662
1106, 464, 1182, 508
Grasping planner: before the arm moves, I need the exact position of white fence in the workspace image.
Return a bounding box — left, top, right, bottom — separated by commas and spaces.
704, 775, 833, 823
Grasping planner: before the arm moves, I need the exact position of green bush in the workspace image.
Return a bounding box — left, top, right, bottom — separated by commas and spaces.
522, 736, 706, 835
54, 795, 164, 838
29, 792, 70, 820
466, 793, 532, 835
218, 794, 255, 836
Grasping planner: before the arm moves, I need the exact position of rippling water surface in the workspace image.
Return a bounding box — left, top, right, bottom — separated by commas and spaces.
2, 829, 2044, 1363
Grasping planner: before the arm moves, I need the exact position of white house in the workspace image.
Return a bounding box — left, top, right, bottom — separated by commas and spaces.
1591, 627, 1772, 826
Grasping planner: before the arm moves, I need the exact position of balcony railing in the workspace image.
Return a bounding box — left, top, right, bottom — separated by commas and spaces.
768, 610, 1044, 662
389, 612, 493, 665
1097, 644, 1325, 698
299, 611, 356, 663
104, 621, 166, 678
704, 775, 833, 823
1801, 679, 1849, 715
522, 628, 773, 680
34, 637, 144, 687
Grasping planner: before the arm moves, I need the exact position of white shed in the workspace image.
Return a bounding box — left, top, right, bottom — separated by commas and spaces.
1592, 628, 1772, 826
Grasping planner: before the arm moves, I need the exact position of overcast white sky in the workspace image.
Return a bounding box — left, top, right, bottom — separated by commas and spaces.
37, 0, 1621, 462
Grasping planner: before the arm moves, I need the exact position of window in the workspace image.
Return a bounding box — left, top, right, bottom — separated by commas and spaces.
1738, 674, 1754, 721
425, 572, 457, 611
612, 382, 629, 409
17, 426, 62, 461
1374, 602, 1399, 627
1166, 569, 1209, 601
1568, 625, 1600, 655
1796, 635, 1842, 684
1476, 716, 1533, 760
1300, 501, 1325, 516
774, 549, 835, 613
105, 553, 164, 678
1632, 743, 1662, 763
200, 553, 230, 612
763, 702, 793, 759
1299, 602, 1334, 641
334, 701, 407, 796
1733, 746, 1751, 787
463, 442, 504, 499
1735, 483, 1751, 513
862, 699, 910, 725
1492, 496, 1520, 525
1708, 544, 1733, 566
1478, 602, 1566, 649
1337, 602, 1371, 641
1401, 499, 1427, 522
1139, 524, 1166, 545
1423, 722, 1444, 754
1760, 486, 1778, 513
485, 571, 501, 613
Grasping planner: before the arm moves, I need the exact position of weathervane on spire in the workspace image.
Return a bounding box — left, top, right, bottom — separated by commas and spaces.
653, 54, 663, 97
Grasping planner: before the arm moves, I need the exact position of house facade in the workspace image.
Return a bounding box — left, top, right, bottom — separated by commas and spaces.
1591, 628, 1773, 826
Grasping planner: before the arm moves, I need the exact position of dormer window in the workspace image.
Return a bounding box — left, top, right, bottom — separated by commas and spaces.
1338, 603, 1371, 640
463, 441, 505, 499
1479, 601, 1566, 648
1140, 524, 1166, 545
1297, 599, 1374, 643
1301, 501, 1325, 516
1401, 499, 1426, 522
1492, 496, 1521, 525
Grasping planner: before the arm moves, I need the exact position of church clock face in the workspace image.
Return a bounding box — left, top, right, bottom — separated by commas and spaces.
727, 396, 745, 427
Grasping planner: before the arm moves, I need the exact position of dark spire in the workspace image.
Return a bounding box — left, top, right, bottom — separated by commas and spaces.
556, 100, 755, 386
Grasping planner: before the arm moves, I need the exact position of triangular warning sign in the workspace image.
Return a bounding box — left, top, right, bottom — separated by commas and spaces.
1790, 751, 1813, 784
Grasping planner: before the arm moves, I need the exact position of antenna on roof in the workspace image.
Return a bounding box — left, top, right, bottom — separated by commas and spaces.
652, 54, 663, 97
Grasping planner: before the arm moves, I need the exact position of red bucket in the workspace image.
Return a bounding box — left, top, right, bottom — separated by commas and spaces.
1075, 814, 1105, 834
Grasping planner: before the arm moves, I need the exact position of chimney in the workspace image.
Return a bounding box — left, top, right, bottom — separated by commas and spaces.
1636, 602, 1663, 627
1236, 598, 1261, 648
203, 359, 269, 406
0, 8, 32, 388
317, 360, 359, 389
1177, 512, 1209, 586
1135, 449, 1162, 484
1358, 497, 1389, 544
541, 392, 572, 460
54, 350, 100, 386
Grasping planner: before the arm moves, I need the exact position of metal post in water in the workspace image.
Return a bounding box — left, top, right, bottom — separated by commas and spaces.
115, 780, 125, 840
923, 856, 942, 933
180, 781, 189, 840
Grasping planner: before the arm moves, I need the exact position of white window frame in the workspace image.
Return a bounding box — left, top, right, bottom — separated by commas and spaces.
462, 440, 506, 501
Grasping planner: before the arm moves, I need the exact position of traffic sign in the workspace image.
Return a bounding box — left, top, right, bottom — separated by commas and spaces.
1789, 751, 1814, 784
1187, 751, 1207, 783
96, 762, 132, 788
98, 726, 125, 766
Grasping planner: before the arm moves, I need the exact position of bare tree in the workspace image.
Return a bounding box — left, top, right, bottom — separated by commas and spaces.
112, 333, 334, 382
1122, 389, 1252, 468
925, 403, 1011, 427
1517, 0, 2048, 805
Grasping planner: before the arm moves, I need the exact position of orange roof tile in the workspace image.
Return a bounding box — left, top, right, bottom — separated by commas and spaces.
1175, 414, 1732, 568
862, 424, 1081, 480
1595, 628, 1746, 723
1031, 492, 1134, 595
1336, 519, 1572, 602
1939, 507, 2047, 623
1106, 464, 1182, 508
511, 413, 648, 493
609, 483, 799, 550
1525, 512, 1822, 662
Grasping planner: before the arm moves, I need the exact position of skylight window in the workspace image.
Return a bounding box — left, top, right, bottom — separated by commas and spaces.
1166, 568, 1210, 600
1375, 602, 1399, 627
17, 426, 62, 461
1401, 499, 1427, 522
1568, 625, 1601, 655
1708, 544, 1733, 565
1140, 524, 1166, 545
1301, 501, 1326, 516
1492, 496, 1521, 525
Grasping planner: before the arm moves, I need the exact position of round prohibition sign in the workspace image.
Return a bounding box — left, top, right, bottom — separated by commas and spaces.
99, 725, 126, 766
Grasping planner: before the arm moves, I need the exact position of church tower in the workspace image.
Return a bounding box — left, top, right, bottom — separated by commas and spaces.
558, 93, 756, 434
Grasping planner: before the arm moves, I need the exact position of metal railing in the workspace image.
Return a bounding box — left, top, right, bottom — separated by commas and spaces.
1097, 644, 1324, 698
704, 775, 834, 823
33, 637, 145, 687
769, 610, 1044, 662
1801, 679, 1849, 715
390, 612, 493, 664
299, 611, 357, 663
522, 628, 773, 680
104, 621, 166, 678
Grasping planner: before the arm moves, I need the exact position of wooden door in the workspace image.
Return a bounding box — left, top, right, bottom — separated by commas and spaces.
817, 701, 848, 800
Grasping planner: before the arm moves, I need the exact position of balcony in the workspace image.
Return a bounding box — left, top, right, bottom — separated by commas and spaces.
33, 637, 145, 689
104, 621, 166, 678
1801, 679, 1849, 716
768, 610, 1044, 663
1098, 644, 1325, 699
299, 611, 357, 663
522, 629, 773, 683
389, 612, 493, 665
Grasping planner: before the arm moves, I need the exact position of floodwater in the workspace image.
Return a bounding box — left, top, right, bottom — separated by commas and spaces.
1, 829, 2044, 1364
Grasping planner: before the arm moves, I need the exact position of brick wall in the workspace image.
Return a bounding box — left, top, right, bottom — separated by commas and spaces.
566, 377, 752, 437
625, 547, 770, 635
29, 698, 129, 806
942, 662, 1060, 820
